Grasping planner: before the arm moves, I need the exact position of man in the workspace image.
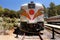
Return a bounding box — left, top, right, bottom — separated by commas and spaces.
13, 24, 20, 38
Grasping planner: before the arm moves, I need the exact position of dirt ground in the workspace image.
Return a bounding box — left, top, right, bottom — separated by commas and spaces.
0, 29, 60, 40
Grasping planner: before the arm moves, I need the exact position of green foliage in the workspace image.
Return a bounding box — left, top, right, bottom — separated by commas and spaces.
0, 6, 4, 17
55, 5, 60, 15
0, 6, 20, 18
46, 2, 60, 17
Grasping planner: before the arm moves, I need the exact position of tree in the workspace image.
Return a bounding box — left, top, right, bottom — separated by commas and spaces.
42, 4, 48, 18
55, 5, 60, 15
0, 6, 4, 17
4, 8, 10, 17
47, 2, 57, 17
16, 10, 20, 18
9, 10, 16, 18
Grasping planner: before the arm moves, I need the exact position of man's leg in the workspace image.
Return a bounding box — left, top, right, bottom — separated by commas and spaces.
15, 34, 18, 38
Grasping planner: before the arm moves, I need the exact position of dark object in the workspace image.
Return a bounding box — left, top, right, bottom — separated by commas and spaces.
51, 27, 55, 39
13, 25, 21, 38
13, 27, 20, 34
38, 33, 43, 40
37, 22, 44, 31
15, 34, 18, 38
28, 1, 35, 9
20, 22, 44, 34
